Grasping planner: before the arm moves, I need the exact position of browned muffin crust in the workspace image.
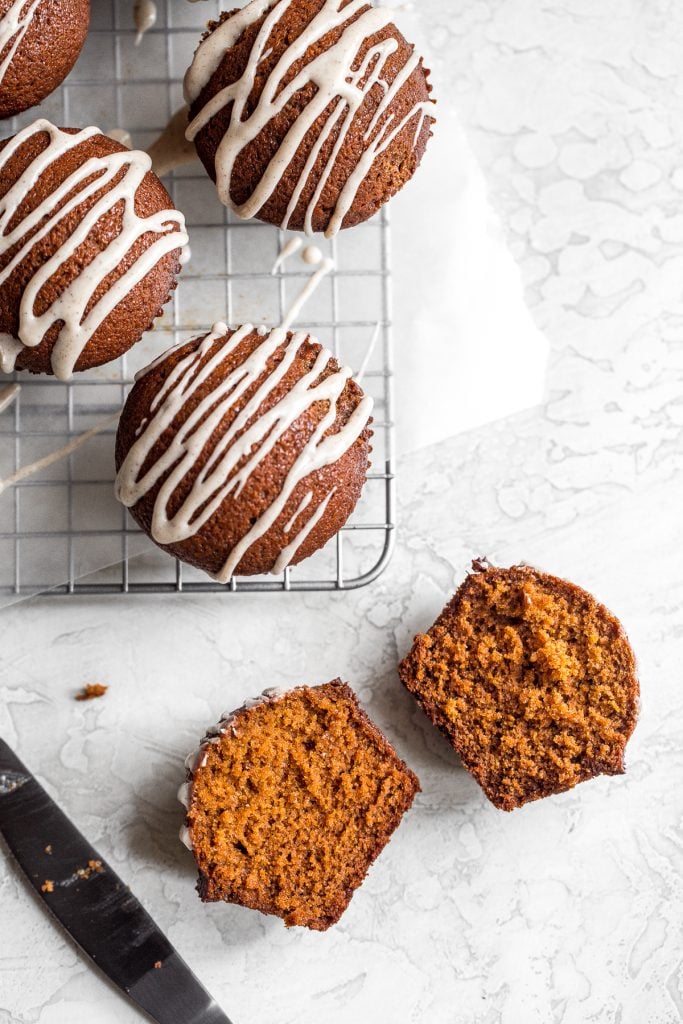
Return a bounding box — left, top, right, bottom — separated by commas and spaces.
184, 681, 420, 930
0, 126, 185, 375
0, 0, 91, 119
188, 0, 435, 233
115, 326, 372, 578
399, 562, 639, 811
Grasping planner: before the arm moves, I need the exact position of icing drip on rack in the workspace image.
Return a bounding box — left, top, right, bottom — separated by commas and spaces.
115, 319, 372, 582
0, 120, 190, 380
0, 412, 119, 496
271, 236, 302, 274
147, 107, 198, 178
184, 0, 433, 237
134, 0, 157, 46
0, 0, 42, 85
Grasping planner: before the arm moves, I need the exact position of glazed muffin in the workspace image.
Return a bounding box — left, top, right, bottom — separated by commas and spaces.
0, 120, 189, 381
0, 0, 90, 119
399, 561, 639, 811
179, 681, 420, 930
115, 322, 373, 580
184, 0, 435, 236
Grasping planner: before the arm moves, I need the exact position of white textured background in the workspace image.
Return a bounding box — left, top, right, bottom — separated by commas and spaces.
3, 2, 683, 1022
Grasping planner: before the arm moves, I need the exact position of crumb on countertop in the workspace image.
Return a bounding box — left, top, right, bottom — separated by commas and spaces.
41, 880, 54, 893
75, 683, 108, 701
153, 960, 162, 969
44, 845, 52, 855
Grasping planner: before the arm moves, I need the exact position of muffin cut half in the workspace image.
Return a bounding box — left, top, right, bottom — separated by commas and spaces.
179, 681, 420, 930
399, 561, 639, 811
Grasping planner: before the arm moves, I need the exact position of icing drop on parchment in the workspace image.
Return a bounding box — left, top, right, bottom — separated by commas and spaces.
0, 120, 189, 381
0, 0, 42, 85
0, 413, 119, 496
184, 0, 434, 237
147, 107, 198, 178
0, 382, 20, 415
134, 0, 157, 46
271, 236, 302, 274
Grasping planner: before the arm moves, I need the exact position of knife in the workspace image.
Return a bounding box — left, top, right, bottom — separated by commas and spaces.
0, 737, 232, 1024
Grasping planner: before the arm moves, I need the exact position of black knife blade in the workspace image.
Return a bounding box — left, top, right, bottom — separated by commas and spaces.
0, 737, 232, 1024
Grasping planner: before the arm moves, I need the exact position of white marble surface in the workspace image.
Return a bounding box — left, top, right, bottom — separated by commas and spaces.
3, 1, 683, 1022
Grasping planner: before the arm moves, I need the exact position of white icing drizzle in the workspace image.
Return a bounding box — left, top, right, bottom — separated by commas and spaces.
271, 235, 302, 274
184, 0, 433, 237
0, 382, 19, 414
178, 687, 287, 851
0, 120, 189, 381
0, 412, 119, 496
282, 255, 334, 329
272, 486, 335, 574
0, 0, 42, 86
283, 489, 312, 532
0, 333, 23, 373
116, 316, 372, 580
134, 0, 157, 46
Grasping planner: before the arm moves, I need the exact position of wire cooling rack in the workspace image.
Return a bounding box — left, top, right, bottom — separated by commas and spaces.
0, 0, 395, 599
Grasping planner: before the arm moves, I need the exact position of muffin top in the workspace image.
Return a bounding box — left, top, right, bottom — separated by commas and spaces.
185, 0, 435, 235
115, 323, 373, 579
399, 562, 639, 811
0, 119, 189, 379
0, 0, 90, 120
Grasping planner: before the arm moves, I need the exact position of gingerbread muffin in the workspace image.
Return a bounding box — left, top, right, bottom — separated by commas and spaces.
399, 562, 639, 811
184, 0, 435, 236
0, 119, 188, 380
179, 681, 420, 930
115, 322, 373, 580
0, 0, 90, 119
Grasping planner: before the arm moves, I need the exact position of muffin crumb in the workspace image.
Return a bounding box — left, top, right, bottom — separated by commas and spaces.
75, 684, 108, 702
